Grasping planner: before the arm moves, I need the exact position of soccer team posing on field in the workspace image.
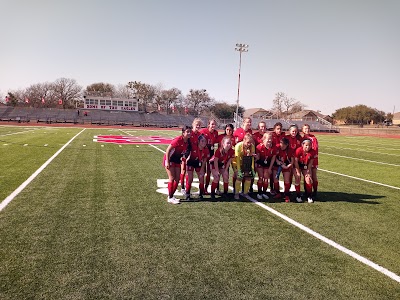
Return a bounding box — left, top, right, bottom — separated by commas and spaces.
163, 117, 318, 205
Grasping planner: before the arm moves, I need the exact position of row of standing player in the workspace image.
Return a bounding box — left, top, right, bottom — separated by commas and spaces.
163, 117, 318, 204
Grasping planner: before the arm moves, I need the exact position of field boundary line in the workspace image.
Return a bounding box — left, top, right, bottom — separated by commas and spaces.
319, 168, 400, 190
0, 128, 38, 137
323, 145, 400, 157
320, 152, 400, 167
0, 128, 86, 212
150, 143, 400, 284
247, 196, 400, 283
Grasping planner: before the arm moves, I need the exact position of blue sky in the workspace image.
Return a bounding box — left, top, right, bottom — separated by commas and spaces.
1, 0, 399, 115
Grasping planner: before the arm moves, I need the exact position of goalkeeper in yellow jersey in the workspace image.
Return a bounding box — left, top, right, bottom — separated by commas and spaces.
233, 133, 256, 200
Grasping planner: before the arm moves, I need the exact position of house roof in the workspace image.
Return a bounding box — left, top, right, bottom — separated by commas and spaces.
288, 110, 328, 119
243, 108, 271, 118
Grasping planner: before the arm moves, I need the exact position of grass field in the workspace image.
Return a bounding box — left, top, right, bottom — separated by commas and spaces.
0, 125, 399, 299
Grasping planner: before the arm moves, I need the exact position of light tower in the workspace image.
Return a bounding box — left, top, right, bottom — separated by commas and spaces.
235, 43, 249, 128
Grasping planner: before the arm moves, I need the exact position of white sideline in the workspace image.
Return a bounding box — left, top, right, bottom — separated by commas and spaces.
0, 129, 86, 212
319, 168, 400, 190
247, 196, 400, 283
0, 128, 38, 137
149, 143, 400, 283
320, 152, 400, 167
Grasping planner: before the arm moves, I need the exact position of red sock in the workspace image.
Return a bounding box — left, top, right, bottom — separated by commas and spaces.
223, 182, 228, 193
257, 180, 263, 193
186, 175, 191, 194
306, 183, 312, 195
274, 182, 280, 193
211, 182, 218, 193
180, 173, 185, 189
167, 182, 173, 198
284, 183, 290, 194
172, 180, 178, 194
295, 184, 300, 193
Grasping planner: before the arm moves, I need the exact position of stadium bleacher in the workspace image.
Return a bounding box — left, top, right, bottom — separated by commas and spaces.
0, 107, 337, 132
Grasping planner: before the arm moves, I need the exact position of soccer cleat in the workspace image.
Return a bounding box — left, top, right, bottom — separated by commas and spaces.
296, 196, 303, 203
215, 190, 222, 196
285, 196, 290, 203
167, 196, 180, 204
185, 192, 191, 200
234, 193, 240, 200
198, 194, 204, 200
257, 194, 263, 200
270, 190, 277, 196
181, 189, 187, 197
243, 193, 252, 200
307, 197, 314, 203
263, 194, 270, 200
273, 193, 281, 199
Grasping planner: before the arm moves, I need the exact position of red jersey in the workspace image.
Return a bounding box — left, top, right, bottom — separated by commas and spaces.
272, 132, 285, 148
187, 144, 210, 168
256, 144, 278, 167
286, 134, 301, 152
190, 130, 202, 148
302, 133, 318, 154
168, 136, 190, 164
233, 127, 252, 143
302, 134, 319, 167
199, 128, 219, 154
295, 147, 317, 170
252, 131, 265, 146
212, 147, 235, 169
217, 134, 236, 148
274, 147, 294, 172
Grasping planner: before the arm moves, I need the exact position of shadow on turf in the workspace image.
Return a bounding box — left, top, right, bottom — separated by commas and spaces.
180, 192, 384, 204
311, 191, 383, 204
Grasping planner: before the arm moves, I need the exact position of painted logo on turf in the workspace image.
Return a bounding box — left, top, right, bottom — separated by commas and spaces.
156, 179, 200, 195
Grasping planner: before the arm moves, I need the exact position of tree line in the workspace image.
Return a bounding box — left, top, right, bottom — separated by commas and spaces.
0, 78, 392, 124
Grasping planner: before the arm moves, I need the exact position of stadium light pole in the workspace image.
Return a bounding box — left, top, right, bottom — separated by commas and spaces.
235, 43, 249, 128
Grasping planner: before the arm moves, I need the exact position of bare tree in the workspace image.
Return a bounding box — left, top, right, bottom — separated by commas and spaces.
272, 92, 285, 118
158, 88, 182, 114
185, 89, 213, 116
52, 78, 82, 109
114, 84, 131, 99
25, 82, 53, 107
127, 81, 156, 112
85, 82, 115, 97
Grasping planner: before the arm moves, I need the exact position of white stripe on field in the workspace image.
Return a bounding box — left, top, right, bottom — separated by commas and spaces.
319, 168, 400, 190
0, 129, 86, 212
320, 152, 400, 167
150, 144, 400, 283
246, 196, 400, 284
323, 145, 400, 157
0, 129, 38, 137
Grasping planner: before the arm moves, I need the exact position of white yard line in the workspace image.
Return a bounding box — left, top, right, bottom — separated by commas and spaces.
323, 145, 400, 157
319, 168, 400, 190
150, 142, 400, 284
246, 196, 400, 284
320, 152, 400, 167
0, 128, 38, 137
0, 129, 86, 212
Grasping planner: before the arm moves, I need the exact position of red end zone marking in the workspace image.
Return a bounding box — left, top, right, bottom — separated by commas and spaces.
93, 135, 173, 145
